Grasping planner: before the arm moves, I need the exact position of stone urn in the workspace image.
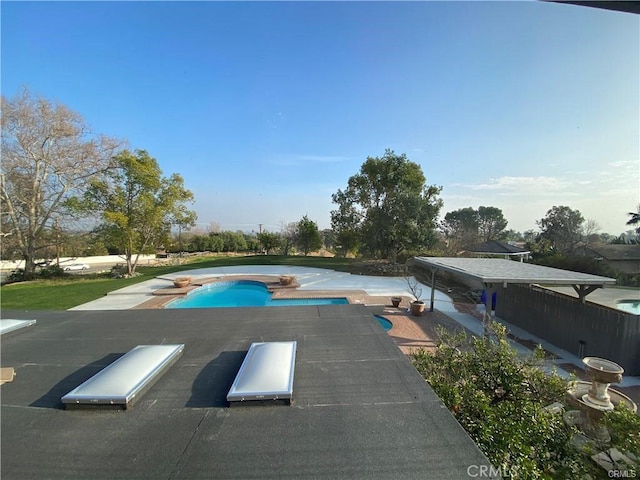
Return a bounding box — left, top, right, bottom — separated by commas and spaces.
582, 356, 624, 411
173, 276, 191, 288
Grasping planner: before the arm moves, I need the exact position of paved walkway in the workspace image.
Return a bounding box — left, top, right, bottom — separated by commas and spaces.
69, 265, 640, 403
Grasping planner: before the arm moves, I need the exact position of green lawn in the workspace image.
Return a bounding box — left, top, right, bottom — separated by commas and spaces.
0, 255, 361, 311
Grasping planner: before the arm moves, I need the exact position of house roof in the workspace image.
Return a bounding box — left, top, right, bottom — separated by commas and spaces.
1, 306, 492, 479
586, 244, 640, 261
464, 240, 530, 256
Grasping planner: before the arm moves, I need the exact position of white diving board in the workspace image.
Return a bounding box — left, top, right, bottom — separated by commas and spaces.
0, 319, 37, 336
62, 344, 184, 409
227, 341, 297, 405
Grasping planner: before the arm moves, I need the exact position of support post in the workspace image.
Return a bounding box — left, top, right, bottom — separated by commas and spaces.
572, 284, 601, 304
429, 268, 438, 312
482, 283, 496, 337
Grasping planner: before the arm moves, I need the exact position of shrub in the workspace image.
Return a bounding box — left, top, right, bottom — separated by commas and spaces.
39, 265, 65, 278
412, 323, 586, 478
5, 269, 25, 283
603, 404, 640, 460
413, 323, 640, 478
110, 264, 129, 278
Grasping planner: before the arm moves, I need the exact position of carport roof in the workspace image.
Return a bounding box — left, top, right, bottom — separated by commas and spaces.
414, 257, 617, 287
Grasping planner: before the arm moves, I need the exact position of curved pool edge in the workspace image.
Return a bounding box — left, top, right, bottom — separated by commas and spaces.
166, 279, 349, 309
373, 315, 393, 332
71, 265, 453, 311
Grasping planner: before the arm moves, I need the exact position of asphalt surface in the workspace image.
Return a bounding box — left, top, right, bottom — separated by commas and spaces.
1, 306, 495, 479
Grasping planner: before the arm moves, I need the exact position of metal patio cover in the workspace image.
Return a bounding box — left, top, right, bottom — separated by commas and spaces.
413, 257, 617, 314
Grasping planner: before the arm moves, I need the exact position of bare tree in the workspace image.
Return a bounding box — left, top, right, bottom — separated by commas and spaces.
581, 219, 601, 248
279, 220, 298, 256
0, 88, 123, 276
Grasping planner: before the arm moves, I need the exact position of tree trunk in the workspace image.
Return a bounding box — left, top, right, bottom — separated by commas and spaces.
23, 254, 36, 280
23, 233, 38, 278
125, 252, 134, 276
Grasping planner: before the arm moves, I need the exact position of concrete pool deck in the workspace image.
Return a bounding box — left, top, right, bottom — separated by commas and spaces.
69, 265, 640, 403
69, 265, 455, 311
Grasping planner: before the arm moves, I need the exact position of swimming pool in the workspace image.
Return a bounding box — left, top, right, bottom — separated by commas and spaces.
374, 315, 393, 332
616, 300, 640, 315
166, 280, 348, 309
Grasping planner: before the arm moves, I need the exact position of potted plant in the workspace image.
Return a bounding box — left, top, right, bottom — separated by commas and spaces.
173, 276, 191, 288
406, 276, 425, 316
391, 296, 402, 308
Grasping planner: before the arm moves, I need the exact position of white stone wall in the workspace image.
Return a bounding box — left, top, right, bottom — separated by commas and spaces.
0, 255, 157, 270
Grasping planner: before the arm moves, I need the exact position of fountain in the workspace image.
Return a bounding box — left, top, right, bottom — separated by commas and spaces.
581, 357, 624, 411
566, 356, 637, 443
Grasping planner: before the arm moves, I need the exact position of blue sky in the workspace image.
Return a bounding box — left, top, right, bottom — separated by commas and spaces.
2, 1, 638, 235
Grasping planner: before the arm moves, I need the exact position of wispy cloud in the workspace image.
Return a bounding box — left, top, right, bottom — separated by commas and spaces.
608, 160, 635, 168
457, 176, 570, 194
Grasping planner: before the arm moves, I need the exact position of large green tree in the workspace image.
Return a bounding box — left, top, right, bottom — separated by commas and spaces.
331, 150, 442, 261
257, 231, 281, 255
217, 231, 247, 252
441, 207, 479, 252
0, 88, 122, 276
537, 205, 584, 255
295, 215, 322, 256
330, 189, 362, 257
441, 206, 508, 252
80, 149, 196, 275
477, 206, 508, 242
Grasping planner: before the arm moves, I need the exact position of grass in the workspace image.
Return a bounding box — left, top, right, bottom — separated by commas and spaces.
0, 255, 362, 311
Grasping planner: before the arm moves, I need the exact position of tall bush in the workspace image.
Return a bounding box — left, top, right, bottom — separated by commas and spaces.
412, 323, 584, 478
413, 323, 640, 478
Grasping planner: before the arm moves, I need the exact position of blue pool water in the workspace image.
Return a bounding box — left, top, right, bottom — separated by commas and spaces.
167, 280, 348, 309
374, 315, 393, 331
617, 300, 640, 315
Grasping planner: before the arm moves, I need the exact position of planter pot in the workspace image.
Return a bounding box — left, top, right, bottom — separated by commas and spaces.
173, 277, 191, 288
410, 301, 425, 317
391, 297, 402, 308
279, 275, 295, 286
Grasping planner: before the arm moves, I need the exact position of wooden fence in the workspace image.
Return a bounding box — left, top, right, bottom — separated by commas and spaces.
495, 284, 640, 375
